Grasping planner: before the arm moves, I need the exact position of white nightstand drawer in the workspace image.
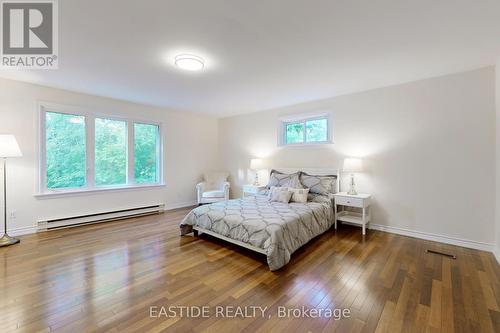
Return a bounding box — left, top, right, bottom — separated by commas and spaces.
335, 196, 364, 208
334, 192, 371, 235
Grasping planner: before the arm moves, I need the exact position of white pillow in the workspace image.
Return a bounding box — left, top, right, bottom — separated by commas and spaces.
288, 188, 310, 203
267, 186, 288, 198
268, 186, 293, 203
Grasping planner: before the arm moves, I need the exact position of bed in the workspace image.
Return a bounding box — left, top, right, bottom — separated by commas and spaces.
180, 168, 339, 271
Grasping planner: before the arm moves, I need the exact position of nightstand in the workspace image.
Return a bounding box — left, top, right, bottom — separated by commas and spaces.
333, 192, 372, 235
242, 184, 266, 198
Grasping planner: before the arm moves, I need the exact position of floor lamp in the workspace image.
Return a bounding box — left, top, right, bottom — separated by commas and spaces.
0, 135, 22, 247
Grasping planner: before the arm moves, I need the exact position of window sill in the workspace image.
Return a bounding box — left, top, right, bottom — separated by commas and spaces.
34, 183, 166, 199
278, 141, 334, 147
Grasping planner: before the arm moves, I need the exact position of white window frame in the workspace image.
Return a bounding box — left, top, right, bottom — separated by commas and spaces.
278, 112, 333, 146
36, 102, 164, 197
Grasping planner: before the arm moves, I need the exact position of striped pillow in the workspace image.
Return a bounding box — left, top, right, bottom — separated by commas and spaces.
300, 172, 337, 195
288, 187, 310, 203
267, 170, 303, 189
268, 186, 293, 203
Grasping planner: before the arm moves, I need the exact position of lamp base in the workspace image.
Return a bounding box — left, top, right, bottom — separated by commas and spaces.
347, 188, 358, 195
253, 173, 260, 186
0, 234, 20, 247
347, 174, 358, 195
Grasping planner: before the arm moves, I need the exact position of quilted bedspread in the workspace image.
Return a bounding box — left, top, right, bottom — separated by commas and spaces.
180, 194, 334, 270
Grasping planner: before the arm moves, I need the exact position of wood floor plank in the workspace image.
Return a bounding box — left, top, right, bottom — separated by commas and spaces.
429, 279, 442, 329
374, 301, 396, 333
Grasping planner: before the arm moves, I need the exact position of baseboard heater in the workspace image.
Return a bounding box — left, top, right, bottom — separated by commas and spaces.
37, 204, 165, 231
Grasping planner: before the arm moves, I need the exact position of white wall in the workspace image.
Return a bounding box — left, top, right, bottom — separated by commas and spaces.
0, 78, 219, 235
1, 68, 497, 254
219, 67, 496, 248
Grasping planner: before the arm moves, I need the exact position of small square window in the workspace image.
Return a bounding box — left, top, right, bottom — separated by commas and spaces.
285, 122, 305, 144
306, 118, 328, 142
280, 115, 331, 146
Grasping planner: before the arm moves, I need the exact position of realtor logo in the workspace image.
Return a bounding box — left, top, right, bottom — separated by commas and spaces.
1, 0, 58, 69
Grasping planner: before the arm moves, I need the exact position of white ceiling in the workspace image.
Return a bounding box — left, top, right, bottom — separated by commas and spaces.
1, 0, 500, 117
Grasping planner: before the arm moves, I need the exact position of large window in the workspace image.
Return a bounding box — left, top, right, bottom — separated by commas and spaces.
134, 123, 160, 184
40, 104, 162, 194
280, 114, 331, 145
45, 112, 86, 189
95, 118, 127, 186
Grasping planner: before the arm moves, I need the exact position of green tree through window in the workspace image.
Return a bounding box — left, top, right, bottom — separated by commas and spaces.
95, 118, 127, 186
42, 108, 161, 191
134, 123, 159, 184
284, 117, 328, 145
306, 118, 328, 142
286, 123, 304, 144
45, 112, 86, 188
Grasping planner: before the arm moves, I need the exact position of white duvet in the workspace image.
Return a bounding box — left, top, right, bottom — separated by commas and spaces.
180, 194, 334, 270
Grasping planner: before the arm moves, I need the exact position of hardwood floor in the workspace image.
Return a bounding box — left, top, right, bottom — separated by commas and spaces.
1, 207, 499, 333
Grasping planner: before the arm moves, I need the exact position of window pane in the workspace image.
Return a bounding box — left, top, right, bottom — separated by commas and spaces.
285, 122, 304, 144
45, 112, 86, 189
134, 123, 159, 184
95, 118, 127, 186
306, 118, 328, 142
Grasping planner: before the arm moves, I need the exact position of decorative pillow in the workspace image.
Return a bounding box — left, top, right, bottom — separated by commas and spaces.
269, 187, 293, 203
288, 188, 310, 203
308, 192, 332, 204
267, 170, 303, 189
300, 172, 337, 195
267, 186, 289, 198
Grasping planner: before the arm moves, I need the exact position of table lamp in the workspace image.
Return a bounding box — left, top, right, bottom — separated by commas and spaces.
0, 135, 22, 247
343, 158, 363, 195
250, 158, 264, 185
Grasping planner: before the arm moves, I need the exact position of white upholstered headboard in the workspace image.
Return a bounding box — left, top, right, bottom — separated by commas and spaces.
273, 168, 341, 193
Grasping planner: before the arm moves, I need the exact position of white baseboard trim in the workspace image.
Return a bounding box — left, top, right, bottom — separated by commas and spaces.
0, 201, 197, 238
164, 201, 197, 211
369, 223, 495, 253
0, 225, 38, 237
494, 246, 500, 264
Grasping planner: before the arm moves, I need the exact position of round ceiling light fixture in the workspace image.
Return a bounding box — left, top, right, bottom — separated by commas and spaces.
174, 54, 205, 71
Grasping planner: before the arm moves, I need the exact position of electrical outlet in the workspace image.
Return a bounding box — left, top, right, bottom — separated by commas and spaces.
9, 211, 16, 219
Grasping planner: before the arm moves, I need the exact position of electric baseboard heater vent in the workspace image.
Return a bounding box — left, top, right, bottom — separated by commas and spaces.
426, 249, 456, 259
38, 204, 165, 231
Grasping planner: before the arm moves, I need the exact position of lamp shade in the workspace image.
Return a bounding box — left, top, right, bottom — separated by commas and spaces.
250, 158, 264, 170
343, 158, 362, 173
0, 135, 22, 158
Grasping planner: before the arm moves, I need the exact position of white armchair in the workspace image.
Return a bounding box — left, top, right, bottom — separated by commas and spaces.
197, 172, 230, 205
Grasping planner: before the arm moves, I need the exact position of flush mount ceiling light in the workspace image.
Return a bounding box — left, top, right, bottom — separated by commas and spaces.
174, 54, 205, 71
